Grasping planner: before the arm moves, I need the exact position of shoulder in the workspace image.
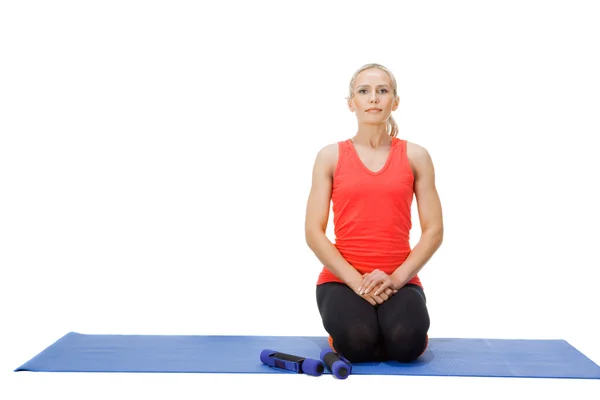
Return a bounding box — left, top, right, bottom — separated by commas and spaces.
317, 142, 340, 158
405, 140, 434, 176
405, 140, 430, 161
313, 142, 341, 174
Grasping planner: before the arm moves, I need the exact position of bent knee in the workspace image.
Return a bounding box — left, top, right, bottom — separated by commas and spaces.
333, 324, 379, 362
385, 326, 428, 362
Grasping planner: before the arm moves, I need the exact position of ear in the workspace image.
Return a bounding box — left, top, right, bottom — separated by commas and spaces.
392, 95, 400, 111
347, 97, 355, 112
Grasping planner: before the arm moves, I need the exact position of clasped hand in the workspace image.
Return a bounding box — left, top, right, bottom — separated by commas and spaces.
355, 269, 398, 306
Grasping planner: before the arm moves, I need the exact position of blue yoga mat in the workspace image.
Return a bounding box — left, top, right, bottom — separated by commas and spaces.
14, 332, 600, 379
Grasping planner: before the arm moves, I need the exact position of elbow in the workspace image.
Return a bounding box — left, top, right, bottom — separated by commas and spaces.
305, 227, 325, 249
435, 228, 444, 247
423, 226, 444, 247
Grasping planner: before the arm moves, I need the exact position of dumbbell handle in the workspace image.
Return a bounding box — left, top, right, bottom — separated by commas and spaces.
260, 349, 324, 376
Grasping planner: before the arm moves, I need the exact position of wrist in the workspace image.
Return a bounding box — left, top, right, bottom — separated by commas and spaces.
390, 272, 406, 291
342, 270, 364, 292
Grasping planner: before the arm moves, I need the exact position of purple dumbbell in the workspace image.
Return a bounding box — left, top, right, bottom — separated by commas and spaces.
260, 349, 324, 376
320, 349, 352, 379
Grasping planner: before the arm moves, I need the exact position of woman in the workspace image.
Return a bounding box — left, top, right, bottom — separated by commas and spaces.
304, 63, 444, 363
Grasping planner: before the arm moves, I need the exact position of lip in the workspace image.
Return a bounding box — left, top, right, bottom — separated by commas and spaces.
366, 108, 382, 112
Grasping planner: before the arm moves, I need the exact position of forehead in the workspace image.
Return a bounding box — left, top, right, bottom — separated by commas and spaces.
354, 69, 391, 88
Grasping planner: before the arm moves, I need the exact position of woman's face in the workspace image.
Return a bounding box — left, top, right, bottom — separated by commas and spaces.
348, 68, 399, 122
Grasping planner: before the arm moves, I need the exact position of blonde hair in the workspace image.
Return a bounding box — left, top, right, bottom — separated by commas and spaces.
346, 63, 399, 137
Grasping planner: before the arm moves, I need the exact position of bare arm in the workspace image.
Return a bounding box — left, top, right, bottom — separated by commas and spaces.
390, 143, 444, 289
304, 145, 364, 292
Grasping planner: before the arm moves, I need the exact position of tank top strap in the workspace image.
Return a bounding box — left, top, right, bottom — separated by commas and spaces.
334, 139, 352, 174
339, 138, 353, 152
394, 137, 409, 163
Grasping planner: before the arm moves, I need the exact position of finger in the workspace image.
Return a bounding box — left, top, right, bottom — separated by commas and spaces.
356, 284, 377, 305
366, 292, 384, 305
379, 292, 389, 301
364, 277, 382, 294
363, 294, 377, 306
359, 277, 374, 294
357, 274, 368, 293
373, 281, 391, 296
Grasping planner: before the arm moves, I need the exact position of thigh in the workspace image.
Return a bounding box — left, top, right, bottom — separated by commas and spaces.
376, 284, 430, 331
316, 282, 378, 332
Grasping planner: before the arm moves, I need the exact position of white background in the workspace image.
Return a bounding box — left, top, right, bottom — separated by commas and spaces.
1, 0, 599, 398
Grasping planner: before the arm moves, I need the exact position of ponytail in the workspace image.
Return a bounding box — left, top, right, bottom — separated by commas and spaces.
388, 114, 398, 137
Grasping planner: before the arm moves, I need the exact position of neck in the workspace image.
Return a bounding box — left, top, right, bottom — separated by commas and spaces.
352, 124, 391, 148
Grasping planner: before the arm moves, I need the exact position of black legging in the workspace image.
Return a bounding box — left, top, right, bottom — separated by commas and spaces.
316, 282, 430, 363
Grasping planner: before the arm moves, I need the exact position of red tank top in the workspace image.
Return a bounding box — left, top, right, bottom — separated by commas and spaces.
316, 137, 422, 288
